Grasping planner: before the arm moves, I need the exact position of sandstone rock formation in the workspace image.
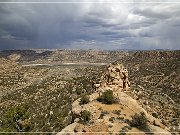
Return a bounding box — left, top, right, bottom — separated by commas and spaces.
58, 63, 171, 135
97, 64, 130, 92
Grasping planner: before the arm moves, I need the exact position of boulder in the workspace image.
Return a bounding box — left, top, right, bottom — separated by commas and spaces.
57, 122, 78, 135
74, 123, 84, 132
72, 98, 82, 116
146, 114, 166, 129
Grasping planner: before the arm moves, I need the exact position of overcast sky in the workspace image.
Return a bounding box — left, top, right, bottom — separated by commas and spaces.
0, 0, 180, 50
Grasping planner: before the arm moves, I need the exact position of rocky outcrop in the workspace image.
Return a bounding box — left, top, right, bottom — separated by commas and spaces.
58, 63, 171, 134
148, 125, 171, 135
105, 64, 130, 89
57, 122, 78, 135
74, 122, 109, 133
93, 64, 130, 93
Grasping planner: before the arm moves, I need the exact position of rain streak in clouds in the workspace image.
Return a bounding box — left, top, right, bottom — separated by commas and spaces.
0, 0, 180, 50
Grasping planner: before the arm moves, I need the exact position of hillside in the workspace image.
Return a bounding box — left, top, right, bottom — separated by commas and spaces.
116, 50, 180, 132
58, 63, 171, 134
0, 50, 129, 64
0, 57, 104, 132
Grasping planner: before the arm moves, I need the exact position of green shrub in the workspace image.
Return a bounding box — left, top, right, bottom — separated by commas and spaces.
80, 110, 91, 124
80, 94, 90, 105
130, 112, 148, 128
97, 90, 118, 104
2, 104, 32, 132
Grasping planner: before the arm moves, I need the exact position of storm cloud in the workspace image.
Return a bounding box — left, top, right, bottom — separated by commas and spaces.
0, 0, 180, 50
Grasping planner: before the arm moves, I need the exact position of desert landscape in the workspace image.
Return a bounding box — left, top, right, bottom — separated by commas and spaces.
0, 0, 180, 134
0, 50, 179, 134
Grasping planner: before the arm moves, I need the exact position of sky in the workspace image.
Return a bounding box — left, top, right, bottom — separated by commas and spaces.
0, 0, 180, 50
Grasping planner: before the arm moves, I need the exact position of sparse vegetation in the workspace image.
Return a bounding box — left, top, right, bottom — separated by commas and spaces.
0, 50, 179, 133
0, 59, 105, 132
99, 111, 109, 119
109, 117, 115, 123
117, 50, 180, 131
112, 110, 121, 115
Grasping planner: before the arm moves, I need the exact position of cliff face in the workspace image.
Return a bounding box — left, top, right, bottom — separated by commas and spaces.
58, 64, 171, 135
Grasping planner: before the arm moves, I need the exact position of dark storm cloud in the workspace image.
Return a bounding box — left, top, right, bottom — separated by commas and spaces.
0, 0, 180, 50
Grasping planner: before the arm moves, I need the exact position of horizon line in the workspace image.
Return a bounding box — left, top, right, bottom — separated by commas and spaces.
0, 49, 178, 51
